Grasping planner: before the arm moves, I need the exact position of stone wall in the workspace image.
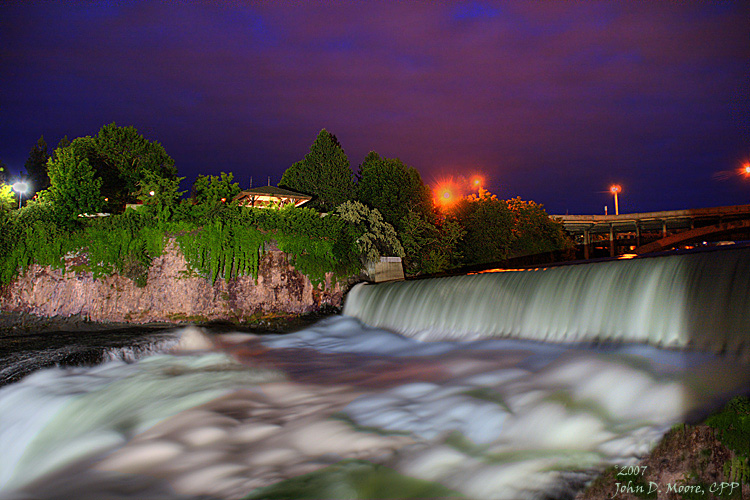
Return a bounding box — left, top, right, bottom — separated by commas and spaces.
0, 241, 344, 324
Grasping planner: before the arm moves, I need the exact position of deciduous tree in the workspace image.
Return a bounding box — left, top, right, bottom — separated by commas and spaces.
453, 189, 514, 264
336, 200, 404, 265
356, 152, 433, 231
191, 172, 241, 205
70, 123, 178, 210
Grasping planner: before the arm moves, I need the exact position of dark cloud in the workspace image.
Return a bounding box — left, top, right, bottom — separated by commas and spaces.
1, 1, 747, 213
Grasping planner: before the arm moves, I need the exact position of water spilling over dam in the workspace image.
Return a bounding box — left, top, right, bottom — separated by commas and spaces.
344, 247, 750, 352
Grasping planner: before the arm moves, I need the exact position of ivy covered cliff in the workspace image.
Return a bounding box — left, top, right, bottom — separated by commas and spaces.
0, 201, 406, 324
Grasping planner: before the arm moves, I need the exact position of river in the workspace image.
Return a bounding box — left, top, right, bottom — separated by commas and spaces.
1, 247, 748, 500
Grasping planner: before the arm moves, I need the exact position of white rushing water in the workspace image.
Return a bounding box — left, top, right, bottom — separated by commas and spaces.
344, 248, 750, 351
1, 248, 749, 499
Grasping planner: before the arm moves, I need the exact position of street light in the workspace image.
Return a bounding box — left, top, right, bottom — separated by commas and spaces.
12, 181, 28, 209
610, 185, 621, 215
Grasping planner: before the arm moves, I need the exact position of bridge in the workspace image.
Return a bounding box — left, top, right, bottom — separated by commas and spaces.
552, 204, 750, 259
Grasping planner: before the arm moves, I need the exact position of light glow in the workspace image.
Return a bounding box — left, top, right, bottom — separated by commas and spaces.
433, 178, 460, 208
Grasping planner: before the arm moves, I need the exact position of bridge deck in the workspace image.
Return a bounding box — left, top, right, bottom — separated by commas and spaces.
551, 204, 750, 257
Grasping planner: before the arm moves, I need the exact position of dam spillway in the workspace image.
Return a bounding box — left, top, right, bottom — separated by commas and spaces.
344, 246, 750, 352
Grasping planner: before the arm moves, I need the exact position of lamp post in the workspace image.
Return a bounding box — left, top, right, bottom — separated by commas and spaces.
610, 185, 621, 215
12, 181, 28, 209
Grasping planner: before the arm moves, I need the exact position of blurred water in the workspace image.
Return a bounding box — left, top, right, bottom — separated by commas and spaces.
344, 247, 750, 351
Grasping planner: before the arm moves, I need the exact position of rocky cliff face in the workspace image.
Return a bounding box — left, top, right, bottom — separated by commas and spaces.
0, 242, 344, 324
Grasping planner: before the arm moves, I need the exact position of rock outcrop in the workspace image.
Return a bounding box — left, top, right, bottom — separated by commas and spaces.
0, 241, 344, 324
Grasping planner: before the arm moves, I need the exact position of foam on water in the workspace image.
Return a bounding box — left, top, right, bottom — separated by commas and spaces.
0, 331, 284, 492
1, 318, 748, 499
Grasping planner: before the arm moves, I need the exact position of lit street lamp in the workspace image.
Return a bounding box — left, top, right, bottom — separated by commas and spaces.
610, 185, 621, 215
12, 181, 28, 209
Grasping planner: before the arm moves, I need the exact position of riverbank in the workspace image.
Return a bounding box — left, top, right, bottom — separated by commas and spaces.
0, 242, 347, 326
0, 307, 341, 337
577, 398, 750, 500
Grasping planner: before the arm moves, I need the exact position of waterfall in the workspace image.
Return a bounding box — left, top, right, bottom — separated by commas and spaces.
343, 247, 750, 351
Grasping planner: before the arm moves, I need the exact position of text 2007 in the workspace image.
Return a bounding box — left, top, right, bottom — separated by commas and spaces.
615, 465, 647, 476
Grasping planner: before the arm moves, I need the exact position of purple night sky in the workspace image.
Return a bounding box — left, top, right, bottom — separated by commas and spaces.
1, 1, 748, 215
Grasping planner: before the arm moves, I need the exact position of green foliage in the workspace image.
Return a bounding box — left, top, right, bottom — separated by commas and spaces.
190, 172, 241, 206
280, 129, 355, 211
70, 123, 178, 209
506, 197, 572, 257
454, 189, 514, 265
176, 218, 266, 284
135, 170, 186, 210
43, 146, 103, 224
398, 210, 466, 275
707, 396, 750, 485
336, 201, 404, 265
83, 212, 166, 286
0, 184, 15, 212
451, 190, 573, 267
724, 456, 750, 484
356, 151, 433, 230
173, 204, 361, 285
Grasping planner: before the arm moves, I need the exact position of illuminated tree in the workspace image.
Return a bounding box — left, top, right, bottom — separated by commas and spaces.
43, 146, 103, 222
453, 189, 514, 264
0, 183, 15, 211
399, 210, 465, 275
280, 129, 354, 211
506, 197, 572, 256
336, 200, 404, 264
191, 172, 241, 205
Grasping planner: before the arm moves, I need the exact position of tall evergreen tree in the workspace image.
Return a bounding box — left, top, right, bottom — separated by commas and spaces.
279, 129, 354, 211
44, 146, 103, 222
24, 136, 51, 194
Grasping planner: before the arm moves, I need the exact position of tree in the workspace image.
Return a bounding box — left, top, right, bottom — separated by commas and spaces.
336, 200, 404, 265
70, 123, 178, 210
399, 210, 465, 275
43, 146, 103, 222
191, 172, 241, 205
356, 151, 433, 231
506, 197, 572, 257
55, 135, 71, 152
136, 170, 185, 208
453, 189, 515, 265
0, 158, 7, 184
24, 136, 51, 194
452, 189, 573, 266
280, 129, 354, 211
